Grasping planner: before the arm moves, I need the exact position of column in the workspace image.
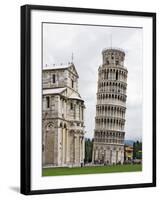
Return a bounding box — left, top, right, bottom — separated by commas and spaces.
79, 135, 81, 164
65, 128, 69, 164
95, 149, 98, 161
60, 128, 63, 166
82, 136, 85, 162
92, 146, 95, 163
63, 128, 66, 164
74, 134, 77, 164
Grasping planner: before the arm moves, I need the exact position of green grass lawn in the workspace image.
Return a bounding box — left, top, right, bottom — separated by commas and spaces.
42, 164, 142, 176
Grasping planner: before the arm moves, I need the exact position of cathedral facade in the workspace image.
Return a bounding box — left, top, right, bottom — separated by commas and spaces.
42, 63, 85, 167
92, 48, 128, 165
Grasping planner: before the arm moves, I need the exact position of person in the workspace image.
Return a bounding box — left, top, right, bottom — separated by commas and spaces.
80, 160, 83, 167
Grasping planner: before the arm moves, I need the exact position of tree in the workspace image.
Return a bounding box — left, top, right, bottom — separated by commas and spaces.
133, 141, 142, 159
84, 138, 93, 163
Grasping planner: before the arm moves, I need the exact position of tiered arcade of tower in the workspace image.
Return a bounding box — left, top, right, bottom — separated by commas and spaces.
92, 48, 128, 165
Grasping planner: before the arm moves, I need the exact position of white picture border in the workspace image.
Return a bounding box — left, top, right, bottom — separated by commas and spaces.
31, 9, 153, 190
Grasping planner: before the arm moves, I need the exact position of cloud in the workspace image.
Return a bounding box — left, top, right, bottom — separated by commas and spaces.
43, 23, 143, 141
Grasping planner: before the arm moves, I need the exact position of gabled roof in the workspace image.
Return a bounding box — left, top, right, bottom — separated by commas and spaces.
43, 63, 79, 78
68, 64, 79, 78
43, 87, 66, 95
69, 93, 84, 101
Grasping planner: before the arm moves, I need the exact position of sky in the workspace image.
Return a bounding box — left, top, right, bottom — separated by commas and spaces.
43, 23, 143, 141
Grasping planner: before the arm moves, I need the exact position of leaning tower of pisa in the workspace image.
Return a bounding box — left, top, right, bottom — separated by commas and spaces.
92, 48, 128, 165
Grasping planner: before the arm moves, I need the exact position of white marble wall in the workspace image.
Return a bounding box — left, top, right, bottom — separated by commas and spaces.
93, 49, 127, 164
42, 65, 85, 167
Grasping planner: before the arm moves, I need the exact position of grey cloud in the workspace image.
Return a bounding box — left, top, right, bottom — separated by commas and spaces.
43, 23, 143, 141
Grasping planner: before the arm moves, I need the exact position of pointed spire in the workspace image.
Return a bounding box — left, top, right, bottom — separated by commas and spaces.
71, 52, 74, 63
